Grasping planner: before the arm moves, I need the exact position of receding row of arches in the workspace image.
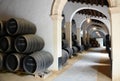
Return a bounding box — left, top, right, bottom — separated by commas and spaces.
50, 0, 117, 78
60, 1, 110, 49
50, 0, 120, 80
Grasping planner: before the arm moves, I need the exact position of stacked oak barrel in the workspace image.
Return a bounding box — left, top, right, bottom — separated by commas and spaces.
89, 38, 100, 47
60, 32, 83, 68
72, 33, 81, 55
60, 15, 80, 68
60, 33, 69, 67
0, 18, 53, 75
80, 37, 85, 51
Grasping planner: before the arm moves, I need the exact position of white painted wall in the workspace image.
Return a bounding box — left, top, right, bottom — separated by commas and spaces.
0, 0, 54, 52
0, 0, 56, 69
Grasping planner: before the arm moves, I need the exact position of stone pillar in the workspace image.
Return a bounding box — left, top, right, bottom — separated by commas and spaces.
110, 6, 120, 81
77, 28, 81, 45
51, 15, 62, 71
65, 22, 72, 48
83, 30, 87, 45
87, 32, 90, 44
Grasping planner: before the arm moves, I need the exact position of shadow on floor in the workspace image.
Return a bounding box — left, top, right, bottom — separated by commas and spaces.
99, 57, 110, 64
89, 47, 112, 79
92, 65, 112, 78
92, 55, 111, 79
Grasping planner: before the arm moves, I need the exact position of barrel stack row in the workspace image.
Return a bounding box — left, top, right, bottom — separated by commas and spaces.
89, 38, 100, 47
60, 33, 70, 67
60, 32, 84, 68
72, 33, 84, 54
0, 18, 53, 75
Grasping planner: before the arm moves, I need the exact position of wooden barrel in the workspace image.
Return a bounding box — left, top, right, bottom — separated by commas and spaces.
23, 51, 53, 74
72, 46, 79, 54
61, 49, 69, 65
6, 18, 36, 36
15, 34, 44, 53
64, 47, 73, 58
0, 36, 14, 53
80, 45, 84, 52
0, 21, 7, 36
62, 39, 68, 49
75, 45, 81, 52
72, 40, 79, 46
6, 53, 24, 72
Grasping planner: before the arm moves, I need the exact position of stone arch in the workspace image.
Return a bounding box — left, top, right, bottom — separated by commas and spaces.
84, 24, 107, 45
80, 17, 110, 29
73, 14, 110, 32
89, 31, 105, 39
70, 6, 109, 22
90, 29, 106, 36
51, 0, 115, 16
86, 25, 108, 35
81, 19, 109, 45
90, 30, 106, 38
51, 0, 67, 15
63, 2, 110, 22
81, 19, 109, 34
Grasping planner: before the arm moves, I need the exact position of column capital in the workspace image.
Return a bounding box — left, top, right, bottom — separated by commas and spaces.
50, 14, 63, 21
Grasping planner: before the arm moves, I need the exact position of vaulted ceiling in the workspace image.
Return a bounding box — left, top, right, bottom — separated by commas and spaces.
91, 19, 105, 24
68, 0, 109, 7
77, 9, 107, 18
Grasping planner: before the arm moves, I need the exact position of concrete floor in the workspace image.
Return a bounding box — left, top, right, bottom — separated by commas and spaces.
0, 47, 111, 81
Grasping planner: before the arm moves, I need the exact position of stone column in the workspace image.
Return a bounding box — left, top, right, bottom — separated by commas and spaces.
65, 22, 72, 48
51, 14, 63, 71
83, 30, 87, 45
87, 32, 90, 45
77, 28, 81, 45
110, 6, 120, 81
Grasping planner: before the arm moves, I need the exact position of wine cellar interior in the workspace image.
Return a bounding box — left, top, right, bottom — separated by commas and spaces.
0, 0, 120, 81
